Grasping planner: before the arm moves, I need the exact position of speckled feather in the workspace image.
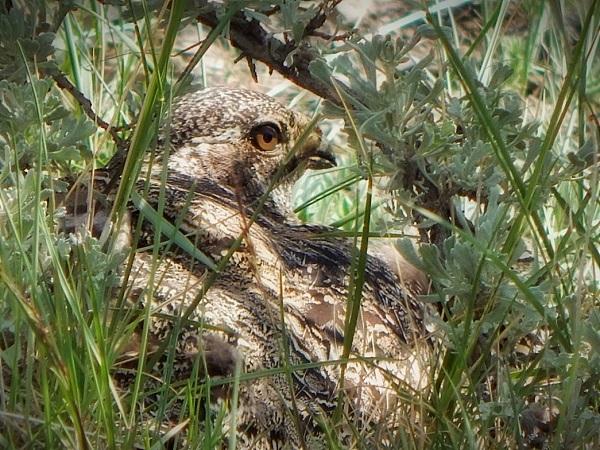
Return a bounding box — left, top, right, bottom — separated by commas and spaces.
124, 87, 429, 448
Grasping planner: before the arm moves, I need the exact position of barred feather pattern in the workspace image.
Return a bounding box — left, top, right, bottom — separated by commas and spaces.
123, 87, 430, 448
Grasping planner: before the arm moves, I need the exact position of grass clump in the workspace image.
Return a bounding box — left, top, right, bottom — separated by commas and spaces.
0, 1, 599, 449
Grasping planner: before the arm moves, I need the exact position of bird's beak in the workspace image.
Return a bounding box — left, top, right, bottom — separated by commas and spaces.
297, 132, 337, 170
304, 148, 337, 169
283, 131, 336, 177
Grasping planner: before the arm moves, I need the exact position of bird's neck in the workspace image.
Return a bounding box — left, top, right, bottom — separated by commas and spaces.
233, 165, 301, 224
266, 182, 301, 224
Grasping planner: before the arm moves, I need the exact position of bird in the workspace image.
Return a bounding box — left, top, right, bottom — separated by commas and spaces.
112, 87, 430, 449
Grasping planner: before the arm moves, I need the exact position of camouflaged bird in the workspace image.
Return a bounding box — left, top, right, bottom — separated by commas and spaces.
119, 87, 430, 448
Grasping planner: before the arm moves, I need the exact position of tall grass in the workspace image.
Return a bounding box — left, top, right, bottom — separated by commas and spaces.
0, 1, 599, 449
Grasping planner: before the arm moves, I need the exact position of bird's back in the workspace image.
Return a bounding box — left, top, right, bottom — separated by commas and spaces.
114, 87, 431, 448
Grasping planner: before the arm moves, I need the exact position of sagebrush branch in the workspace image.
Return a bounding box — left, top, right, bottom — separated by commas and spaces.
194, 4, 342, 105
193, 3, 461, 244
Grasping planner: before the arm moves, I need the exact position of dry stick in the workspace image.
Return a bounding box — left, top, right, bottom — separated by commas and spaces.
52, 72, 129, 145
51, 71, 131, 186
194, 5, 344, 106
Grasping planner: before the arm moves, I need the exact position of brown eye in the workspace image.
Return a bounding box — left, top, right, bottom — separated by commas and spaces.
253, 124, 280, 151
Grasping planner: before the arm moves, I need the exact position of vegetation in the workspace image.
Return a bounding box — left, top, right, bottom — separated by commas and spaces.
0, 0, 599, 448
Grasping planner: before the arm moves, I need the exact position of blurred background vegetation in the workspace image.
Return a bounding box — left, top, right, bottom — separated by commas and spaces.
0, 0, 599, 448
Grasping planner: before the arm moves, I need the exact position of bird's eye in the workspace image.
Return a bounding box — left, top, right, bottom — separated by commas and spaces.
252, 124, 281, 151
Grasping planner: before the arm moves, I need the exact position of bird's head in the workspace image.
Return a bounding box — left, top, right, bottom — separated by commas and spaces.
158, 87, 336, 218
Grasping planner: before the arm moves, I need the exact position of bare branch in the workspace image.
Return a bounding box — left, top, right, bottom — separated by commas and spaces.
51, 71, 129, 150
195, 5, 342, 105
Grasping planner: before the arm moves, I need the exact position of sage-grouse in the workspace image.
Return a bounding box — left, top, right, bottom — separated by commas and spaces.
117, 87, 429, 448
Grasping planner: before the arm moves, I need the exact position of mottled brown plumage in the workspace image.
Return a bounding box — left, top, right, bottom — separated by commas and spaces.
122, 87, 430, 448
